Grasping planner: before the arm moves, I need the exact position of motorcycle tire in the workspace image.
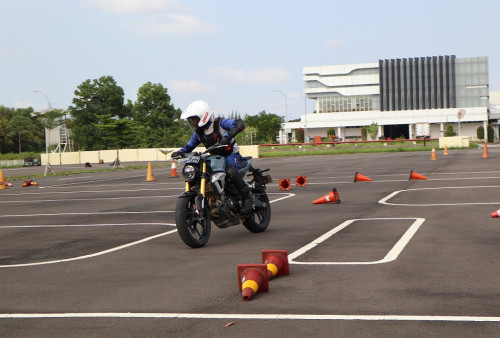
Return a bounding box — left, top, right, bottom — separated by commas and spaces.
175, 195, 211, 248
243, 187, 271, 233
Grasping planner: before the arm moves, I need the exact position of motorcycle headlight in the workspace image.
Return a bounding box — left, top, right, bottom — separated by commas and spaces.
182, 164, 197, 182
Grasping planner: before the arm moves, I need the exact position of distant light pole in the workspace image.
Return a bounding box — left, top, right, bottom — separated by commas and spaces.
272, 89, 288, 122
29, 90, 54, 176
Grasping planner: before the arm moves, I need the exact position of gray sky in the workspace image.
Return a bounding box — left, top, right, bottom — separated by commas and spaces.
1, 0, 498, 121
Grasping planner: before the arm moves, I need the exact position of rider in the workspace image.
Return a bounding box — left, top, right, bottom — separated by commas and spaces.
171, 100, 254, 213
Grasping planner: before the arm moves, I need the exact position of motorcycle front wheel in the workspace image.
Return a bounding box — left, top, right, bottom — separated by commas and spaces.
175, 195, 211, 248
243, 187, 271, 233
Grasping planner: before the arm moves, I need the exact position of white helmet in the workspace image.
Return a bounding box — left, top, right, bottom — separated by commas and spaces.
181, 100, 213, 129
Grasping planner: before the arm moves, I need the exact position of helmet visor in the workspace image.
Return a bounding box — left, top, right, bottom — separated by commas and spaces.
187, 116, 200, 130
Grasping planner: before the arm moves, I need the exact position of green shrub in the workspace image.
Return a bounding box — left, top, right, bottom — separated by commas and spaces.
361, 126, 367, 141
444, 124, 455, 137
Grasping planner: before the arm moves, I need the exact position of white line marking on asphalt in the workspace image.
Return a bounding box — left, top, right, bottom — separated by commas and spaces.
3, 187, 184, 196
0, 193, 293, 268
0, 211, 173, 218
0, 227, 178, 268
0, 195, 180, 204
0, 223, 172, 229
268, 192, 295, 203
0, 312, 498, 322
39, 182, 181, 189
379, 185, 500, 206
288, 218, 425, 265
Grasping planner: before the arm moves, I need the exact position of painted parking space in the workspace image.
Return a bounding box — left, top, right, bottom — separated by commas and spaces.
0, 150, 499, 336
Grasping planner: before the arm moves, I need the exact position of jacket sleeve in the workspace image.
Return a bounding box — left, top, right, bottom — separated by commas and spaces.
220, 118, 245, 139
179, 133, 201, 153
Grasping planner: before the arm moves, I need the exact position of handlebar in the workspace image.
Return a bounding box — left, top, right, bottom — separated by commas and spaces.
172, 145, 227, 160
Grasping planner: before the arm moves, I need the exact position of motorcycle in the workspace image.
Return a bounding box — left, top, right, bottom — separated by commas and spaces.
173, 145, 273, 248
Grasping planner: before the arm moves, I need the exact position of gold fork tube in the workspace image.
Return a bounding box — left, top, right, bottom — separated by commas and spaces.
200, 162, 207, 197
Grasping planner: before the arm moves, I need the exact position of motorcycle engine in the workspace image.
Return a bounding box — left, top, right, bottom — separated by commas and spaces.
226, 196, 241, 212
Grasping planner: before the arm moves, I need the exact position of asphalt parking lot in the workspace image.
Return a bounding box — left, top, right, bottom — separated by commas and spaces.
0, 148, 499, 337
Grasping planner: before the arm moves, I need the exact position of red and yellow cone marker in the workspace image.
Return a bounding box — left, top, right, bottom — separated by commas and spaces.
313, 188, 341, 204
237, 264, 269, 301
261, 250, 289, 280
279, 178, 291, 191
409, 170, 428, 180
0, 170, 6, 190
169, 159, 178, 178
295, 175, 307, 187
431, 147, 437, 161
145, 162, 156, 181
354, 172, 372, 182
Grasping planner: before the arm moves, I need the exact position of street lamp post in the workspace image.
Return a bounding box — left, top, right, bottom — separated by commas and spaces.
29, 90, 54, 176
272, 89, 288, 122
273, 89, 288, 144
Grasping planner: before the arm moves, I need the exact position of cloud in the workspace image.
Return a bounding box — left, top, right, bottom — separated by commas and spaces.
208, 66, 292, 84
325, 39, 343, 48
167, 80, 217, 93
81, 0, 216, 36
81, 0, 184, 13
130, 13, 218, 36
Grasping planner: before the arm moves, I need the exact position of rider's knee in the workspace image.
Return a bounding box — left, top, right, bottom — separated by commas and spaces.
226, 165, 238, 180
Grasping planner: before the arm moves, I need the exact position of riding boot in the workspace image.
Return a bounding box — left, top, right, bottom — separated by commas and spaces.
238, 186, 254, 213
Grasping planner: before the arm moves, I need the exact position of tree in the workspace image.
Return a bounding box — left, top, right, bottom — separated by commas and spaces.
368, 123, 378, 140
295, 128, 304, 143
327, 127, 336, 141
445, 124, 455, 137
132, 82, 188, 147
244, 111, 283, 144
5, 112, 33, 155
70, 76, 126, 150
361, 126, 368, 141
235, 126, 258, 145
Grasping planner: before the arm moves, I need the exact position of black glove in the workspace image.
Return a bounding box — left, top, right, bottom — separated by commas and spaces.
220, 136, 230, 145
171, 151, 182, 159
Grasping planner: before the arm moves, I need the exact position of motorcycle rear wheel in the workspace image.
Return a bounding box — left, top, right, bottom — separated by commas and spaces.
175, 195, 211, 248
243, 187, 271, 233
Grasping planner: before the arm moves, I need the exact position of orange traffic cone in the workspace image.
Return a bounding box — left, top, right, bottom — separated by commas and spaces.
261, 250, 289, 280
145, 162, 156, 181
237, 264, 269, 301
482, 142, 489, 159
354, 172, 372, 182
295, 175, 307, 187
443, 144, 449, 156
409, 170, 428, 180
0, 170, 6, 190
491, 209, 500, 218
279, 178, 291, 191
431, 147, 437, 161
313, 188, 341, 204
169, 159, 178, 178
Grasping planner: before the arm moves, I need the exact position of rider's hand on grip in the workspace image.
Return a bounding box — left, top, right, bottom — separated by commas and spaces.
171, 151, 183, 159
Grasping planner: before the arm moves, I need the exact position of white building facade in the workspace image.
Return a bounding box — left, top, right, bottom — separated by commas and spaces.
281, 56, 491, 143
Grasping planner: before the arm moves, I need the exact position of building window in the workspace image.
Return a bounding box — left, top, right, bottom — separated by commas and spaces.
318, 95, 375, 113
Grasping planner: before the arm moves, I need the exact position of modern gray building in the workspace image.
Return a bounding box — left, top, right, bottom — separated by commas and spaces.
281, 55, 491, 143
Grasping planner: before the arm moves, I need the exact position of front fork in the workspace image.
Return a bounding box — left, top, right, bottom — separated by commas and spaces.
184, 161, 208, 216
